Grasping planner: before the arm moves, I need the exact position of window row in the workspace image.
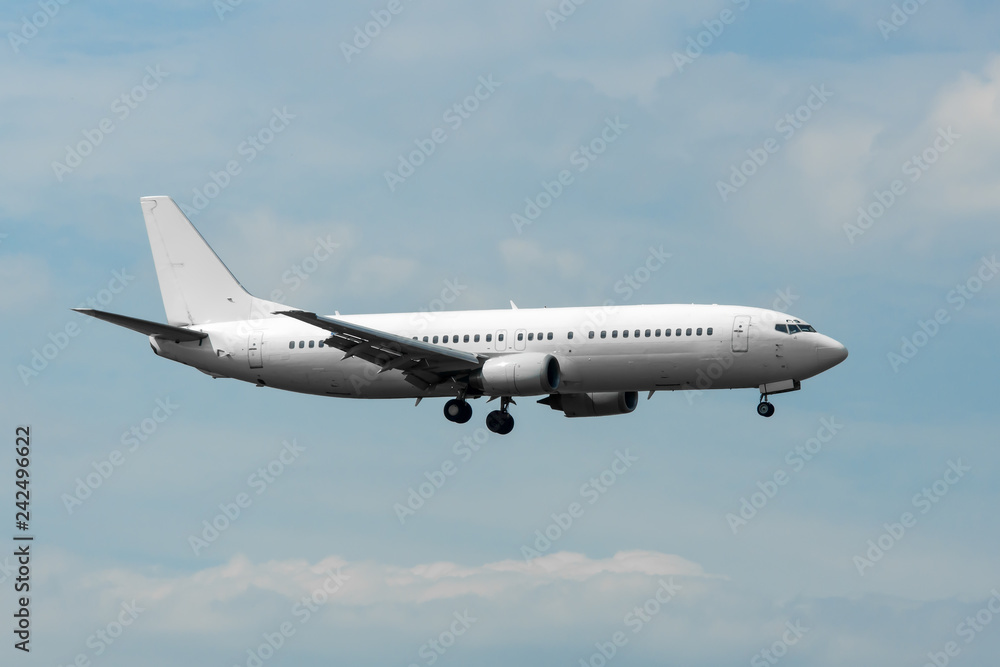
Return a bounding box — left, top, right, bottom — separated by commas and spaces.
289, 340, 328, 349
288, 326, 717, 350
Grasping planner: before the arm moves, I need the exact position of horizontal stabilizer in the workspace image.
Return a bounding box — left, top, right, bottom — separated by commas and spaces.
73, 308, 207, 342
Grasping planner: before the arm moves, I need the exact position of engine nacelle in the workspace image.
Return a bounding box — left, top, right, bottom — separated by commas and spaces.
539, 391, 639, 418
470, 353, 560, 396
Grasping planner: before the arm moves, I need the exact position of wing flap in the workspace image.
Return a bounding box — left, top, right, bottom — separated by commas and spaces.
275, 310, 483, 381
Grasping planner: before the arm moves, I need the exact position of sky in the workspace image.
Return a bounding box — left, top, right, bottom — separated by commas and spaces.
2, 0, 1000, 665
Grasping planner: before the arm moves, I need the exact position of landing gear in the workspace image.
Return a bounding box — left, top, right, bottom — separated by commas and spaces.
443, 398, 472, 424
485, 396, 515, 435
757, 396, 775, 418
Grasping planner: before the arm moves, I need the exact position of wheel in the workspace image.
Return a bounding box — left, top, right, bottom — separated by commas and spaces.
486, 410, 506, 433
444, 399, 471, 423
497, 413, 514, 435
757, 401, 775, 418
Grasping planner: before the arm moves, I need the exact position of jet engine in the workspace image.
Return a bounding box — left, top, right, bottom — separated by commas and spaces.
538, 391, 639, 418
469, 353, 560, 396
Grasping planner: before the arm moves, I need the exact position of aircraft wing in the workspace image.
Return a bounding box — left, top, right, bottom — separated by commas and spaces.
73, 308, 208, 342
275, 310, 484, 389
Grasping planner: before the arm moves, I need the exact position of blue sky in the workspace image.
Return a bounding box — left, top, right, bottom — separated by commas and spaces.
2, 1, 1000, 665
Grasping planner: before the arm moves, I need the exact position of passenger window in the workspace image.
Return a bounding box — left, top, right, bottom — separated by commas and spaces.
675, 329, 682, 336
487, 334, 493, 342
655, 329, 661, 337
537, 332, 543, 340
547, 332, 553, 340
622, 330, 628, 338
612, 330, 618, 338
696, 328, 702, 336
686, 328, 692, 336
298, 341, 304, 348
528, 333, 534, 341
707, 328, 713, 336
309, 340, 315, 348
567, 331, 573, 339
635, 329, 640, 338
474, 334, 480, 342
288, 341, 294, 349
433, 336, 439, 343
588, 331, 595, 339
600, 331, 607, 339
645, 329, 651, 337
319, 340, 325, 347
664, 329, 671, 337
423, 336, 429, 342
498, 333, 504, 341
464, 334, 470, 343
518, 332, 524, 341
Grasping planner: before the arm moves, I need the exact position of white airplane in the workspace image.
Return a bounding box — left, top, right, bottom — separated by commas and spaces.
76, 196, 847, 434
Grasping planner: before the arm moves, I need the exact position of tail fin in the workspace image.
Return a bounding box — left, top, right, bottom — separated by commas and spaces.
141, 196, 258, 326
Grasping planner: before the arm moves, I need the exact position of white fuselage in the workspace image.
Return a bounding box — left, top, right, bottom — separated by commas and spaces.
149, 303, 846, 400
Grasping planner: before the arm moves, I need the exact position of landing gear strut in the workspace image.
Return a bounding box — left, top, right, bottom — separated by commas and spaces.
443, 398, 473, 424
757, 394, 775, 418
486, 396, 515, 435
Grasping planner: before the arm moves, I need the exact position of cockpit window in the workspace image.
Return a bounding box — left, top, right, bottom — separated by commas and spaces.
799, 324, 816, 332
775, 324, 788, 333
787, 324, 801, 334
777, 323, 817, 334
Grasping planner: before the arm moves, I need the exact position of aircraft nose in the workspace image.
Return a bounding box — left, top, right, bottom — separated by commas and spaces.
816, 337, 848, 370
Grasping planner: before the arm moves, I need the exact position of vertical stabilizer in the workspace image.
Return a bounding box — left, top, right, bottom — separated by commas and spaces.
141, 196, 255, 326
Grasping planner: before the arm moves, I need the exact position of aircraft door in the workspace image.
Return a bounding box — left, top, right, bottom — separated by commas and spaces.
495, 330, 507, 352
732, 316, 750, 353
248, 331, 264, 368
514, 329, 527, 351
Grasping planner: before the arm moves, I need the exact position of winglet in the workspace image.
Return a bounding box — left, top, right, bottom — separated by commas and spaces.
510, 300, 518, 310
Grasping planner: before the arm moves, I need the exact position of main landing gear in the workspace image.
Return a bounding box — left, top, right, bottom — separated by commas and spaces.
443, 398, 472, 424
757, 395, 775, 418
485, 396, 515, 435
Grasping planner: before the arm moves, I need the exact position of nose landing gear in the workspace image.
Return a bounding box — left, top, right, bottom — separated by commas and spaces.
486, 396, 515, 435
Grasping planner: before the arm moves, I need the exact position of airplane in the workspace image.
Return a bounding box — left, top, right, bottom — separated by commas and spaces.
75, 196, 848, 434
